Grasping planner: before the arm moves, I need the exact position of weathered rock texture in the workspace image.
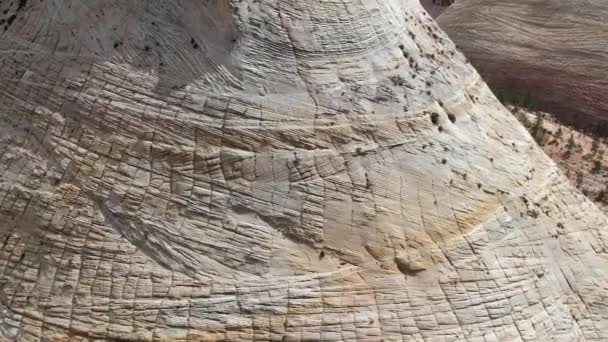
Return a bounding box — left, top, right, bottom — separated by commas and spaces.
1, 0, 608, 341
437, 0, 608, 134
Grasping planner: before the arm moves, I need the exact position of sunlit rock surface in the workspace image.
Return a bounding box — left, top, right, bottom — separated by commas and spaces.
1, 0, 608, 341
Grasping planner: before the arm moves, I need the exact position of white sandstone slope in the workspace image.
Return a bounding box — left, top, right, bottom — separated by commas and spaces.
0, 0, 607, 341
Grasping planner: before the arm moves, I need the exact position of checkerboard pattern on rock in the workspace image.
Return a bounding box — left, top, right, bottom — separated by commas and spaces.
0, 0, 607, 341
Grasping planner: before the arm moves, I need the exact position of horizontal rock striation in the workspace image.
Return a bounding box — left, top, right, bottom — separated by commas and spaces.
438, 0, 608, 134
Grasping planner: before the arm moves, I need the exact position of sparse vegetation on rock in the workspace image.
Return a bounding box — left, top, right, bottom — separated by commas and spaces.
511, 106, 608, 213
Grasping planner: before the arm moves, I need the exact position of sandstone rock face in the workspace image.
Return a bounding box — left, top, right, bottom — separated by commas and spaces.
1, 0, 608, 341
437, 0, 608, 133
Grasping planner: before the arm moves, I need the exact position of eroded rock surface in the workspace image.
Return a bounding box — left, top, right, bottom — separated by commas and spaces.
0, 0, 608, 341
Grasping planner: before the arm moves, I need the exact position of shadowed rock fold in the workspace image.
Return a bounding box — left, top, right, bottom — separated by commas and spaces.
0, 0, 607, 341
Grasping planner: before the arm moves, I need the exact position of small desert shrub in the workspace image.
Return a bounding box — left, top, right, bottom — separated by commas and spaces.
591, 160, 603, 174
563, 134, 576, 160
576, 172, 584, 187
596, 188, 607, 203
389, 75, 405, 86
531, 115, 546, 146
430, 112, 440, 125
447, 113, 456, 123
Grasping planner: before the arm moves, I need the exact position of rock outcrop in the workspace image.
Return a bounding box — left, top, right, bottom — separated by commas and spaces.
437, 0, 608, 134
1, 0, 608, 341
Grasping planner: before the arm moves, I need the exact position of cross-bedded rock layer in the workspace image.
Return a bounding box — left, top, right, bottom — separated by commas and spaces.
437, 0, 608, 134
0, 0, 607, 341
